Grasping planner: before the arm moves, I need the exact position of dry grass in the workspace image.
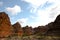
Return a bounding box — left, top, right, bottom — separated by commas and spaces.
0, 35, 60, 40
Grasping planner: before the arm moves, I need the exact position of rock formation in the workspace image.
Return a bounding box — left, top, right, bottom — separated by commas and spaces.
12, 22, 23, 36
22, 25, 33, 36
0, 12, 13, 37
46, 14, 60, 36
34, 26, 48, 35
0, 12, 60, 38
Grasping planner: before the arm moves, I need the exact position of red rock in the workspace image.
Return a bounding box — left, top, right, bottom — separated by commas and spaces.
0, 12, 13, 37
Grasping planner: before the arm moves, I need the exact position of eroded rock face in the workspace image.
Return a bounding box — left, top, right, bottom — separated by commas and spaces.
12, 22, 23, 36
0, 12, 13, 37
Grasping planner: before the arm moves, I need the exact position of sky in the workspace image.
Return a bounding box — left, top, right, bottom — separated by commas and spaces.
0, 0, 60, 27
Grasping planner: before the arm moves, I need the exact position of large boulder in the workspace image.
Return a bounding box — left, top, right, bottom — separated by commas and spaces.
0, 12, 13, 37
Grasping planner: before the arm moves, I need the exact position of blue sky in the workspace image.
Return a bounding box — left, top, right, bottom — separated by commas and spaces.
0, 0, 60, 27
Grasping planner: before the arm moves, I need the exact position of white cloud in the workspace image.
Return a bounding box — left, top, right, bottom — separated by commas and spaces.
22, 0, 48, 7
6, 5, 21, 15
0, 2, 3, 6
22, 0, 48, 13
22, 0, 54, 13
22, 0, 60, 13
22, 0, 60, 27
17, 18, 28, 27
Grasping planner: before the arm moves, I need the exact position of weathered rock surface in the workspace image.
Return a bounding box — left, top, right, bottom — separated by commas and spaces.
12, 22, 23, 36
0, 12, 13, 37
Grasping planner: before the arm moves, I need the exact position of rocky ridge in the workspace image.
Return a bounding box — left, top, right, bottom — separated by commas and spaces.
0, 12, 60, 38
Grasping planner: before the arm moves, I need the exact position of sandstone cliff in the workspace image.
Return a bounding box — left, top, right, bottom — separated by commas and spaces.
0, 12, 13, 37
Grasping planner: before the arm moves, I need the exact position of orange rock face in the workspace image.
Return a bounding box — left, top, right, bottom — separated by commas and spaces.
0, 12, 13, 37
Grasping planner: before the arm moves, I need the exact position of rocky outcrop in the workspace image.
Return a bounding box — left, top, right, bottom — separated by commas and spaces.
0, 12, 13, 37
22, 25, 33, 36
46, 14, 60, 36
33, 14, 60, 36
34, 26, 49, 35
0, 12, 60, 38
12, 22, 23, 36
